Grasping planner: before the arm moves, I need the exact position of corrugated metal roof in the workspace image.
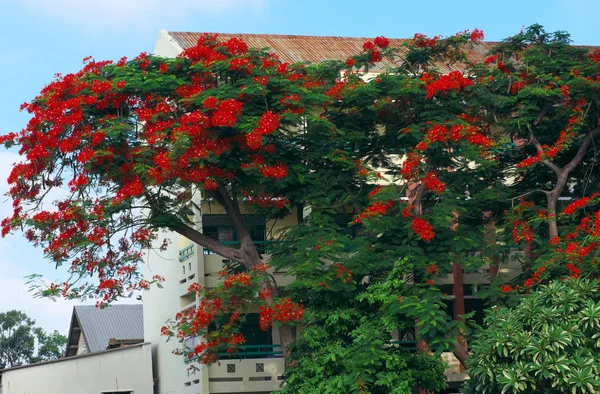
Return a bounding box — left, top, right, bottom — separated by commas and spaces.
74, 304, 144, 353
167, 32, 497, 73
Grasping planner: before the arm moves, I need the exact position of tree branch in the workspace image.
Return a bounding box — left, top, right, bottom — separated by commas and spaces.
212, 186, 254, 244
564, 127, 600, 174
527, 127, 563, 176
172, 222, 244, 262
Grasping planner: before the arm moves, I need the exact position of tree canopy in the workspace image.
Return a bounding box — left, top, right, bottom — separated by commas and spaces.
2, 24, 600, 393
0, 310, 66, 369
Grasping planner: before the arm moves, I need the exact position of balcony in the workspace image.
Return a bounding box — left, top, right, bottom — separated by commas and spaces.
179, 244, 195, 261
203, 240, 278, 255
208, 344, 284, 393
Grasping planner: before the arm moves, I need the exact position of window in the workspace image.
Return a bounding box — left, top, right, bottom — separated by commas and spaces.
240, 313, 272, 347
213, 313, 274, 359
202, 215, 266, 254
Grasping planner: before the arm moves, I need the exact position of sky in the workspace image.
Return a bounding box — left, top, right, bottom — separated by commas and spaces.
0, 0, 599, 336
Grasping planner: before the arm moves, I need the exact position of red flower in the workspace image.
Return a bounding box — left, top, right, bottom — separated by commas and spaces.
469, 29, 484, 42
260, 162, 288, 179
425, 263, 439, 276
211, 99, 243, 127
563, 197, 591, 215
203, 96, 218, 109
353, 200, 393, 223
415, 141, 428, 151
374, 36, 390, 48
512, 220, 533, 244
421, 172, 446, 194
500, 284, 513, 293
412, 217, 434, 241
426, 71, 473, 99
346, 58, 356, 68
566, 263, 581, 278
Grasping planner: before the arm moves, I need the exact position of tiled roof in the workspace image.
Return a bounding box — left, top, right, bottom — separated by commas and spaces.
167, 32, 497, 73
70, 304, 144, 354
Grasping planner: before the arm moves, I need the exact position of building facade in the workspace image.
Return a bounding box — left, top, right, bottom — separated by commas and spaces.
142, 30, 522, 394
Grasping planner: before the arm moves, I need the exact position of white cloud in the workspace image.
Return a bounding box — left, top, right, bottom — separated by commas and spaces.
0, 275, 87, 334
13, 0, 266, 27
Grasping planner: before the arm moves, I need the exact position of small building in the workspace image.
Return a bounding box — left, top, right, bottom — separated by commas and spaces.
66, 304, 144, 356
0, 342, 153, 394
0, 304, 152, 394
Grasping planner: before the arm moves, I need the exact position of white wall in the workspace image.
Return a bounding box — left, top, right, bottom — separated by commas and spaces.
154, 29, 184, 58
1, 343, 153, 394
143, 230, 201, 394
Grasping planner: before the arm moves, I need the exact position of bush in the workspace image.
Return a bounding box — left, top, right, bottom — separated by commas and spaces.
464, 278, 600, 394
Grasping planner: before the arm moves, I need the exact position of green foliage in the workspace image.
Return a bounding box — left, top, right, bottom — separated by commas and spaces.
464, 279, 600, 394
0, 310, 66, 368
32, 327, 67, 363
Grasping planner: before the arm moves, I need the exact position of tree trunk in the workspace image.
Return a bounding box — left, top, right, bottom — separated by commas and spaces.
278, 325, 296, 365
547, 194, 559, 239
452, 262, 468, 369
484, 214, 499, 277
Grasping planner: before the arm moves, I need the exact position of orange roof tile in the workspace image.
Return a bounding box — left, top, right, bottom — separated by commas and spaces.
167, 32, 497, 73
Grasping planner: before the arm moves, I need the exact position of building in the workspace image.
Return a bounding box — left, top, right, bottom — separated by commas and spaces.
66, 304, 144, 357
0, 304, 151, 394
143, 30, 519, 394
0, 342, 153, 394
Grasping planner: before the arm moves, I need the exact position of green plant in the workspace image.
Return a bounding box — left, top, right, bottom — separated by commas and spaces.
464, 278, 600, 394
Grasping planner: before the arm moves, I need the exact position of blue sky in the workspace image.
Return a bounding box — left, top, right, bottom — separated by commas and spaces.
0, 0, 598, 335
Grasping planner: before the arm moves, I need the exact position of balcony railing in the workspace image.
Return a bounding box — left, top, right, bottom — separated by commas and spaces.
179, 245, 195, 261
389, 340, 418, 351
218, 344, 282, 360
204, 241, 278, 256
216, 340, 418, 360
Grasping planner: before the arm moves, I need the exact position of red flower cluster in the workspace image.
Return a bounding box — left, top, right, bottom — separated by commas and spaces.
501, 284, 513, 293
421, 172, 446, 194
211, 99, 243, 127
470, 29, 485, 42
412, 217, 435, 241
260, 162, 288, 179
566, 263, 581, 278
362, 38, 387, 63
425, 71, 474, 99
412, 33, 439, 48
401, 153, 422, 180
425, 263, 439, 276
512, 220, 533, 244
258, 298, 304, 330
335, 264, 353, 284
325, 82, 346, 101
373, 36, 390, 48
549, 236, 561, 245
517, 106, 583, 168
562, 196, 592, 215
280, 94, 303, 114
246, 111, 280, 150
524, 266, 547, 289
353, 200, 393, 224
588, 49, 600, 63
223, 272, 252, 289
